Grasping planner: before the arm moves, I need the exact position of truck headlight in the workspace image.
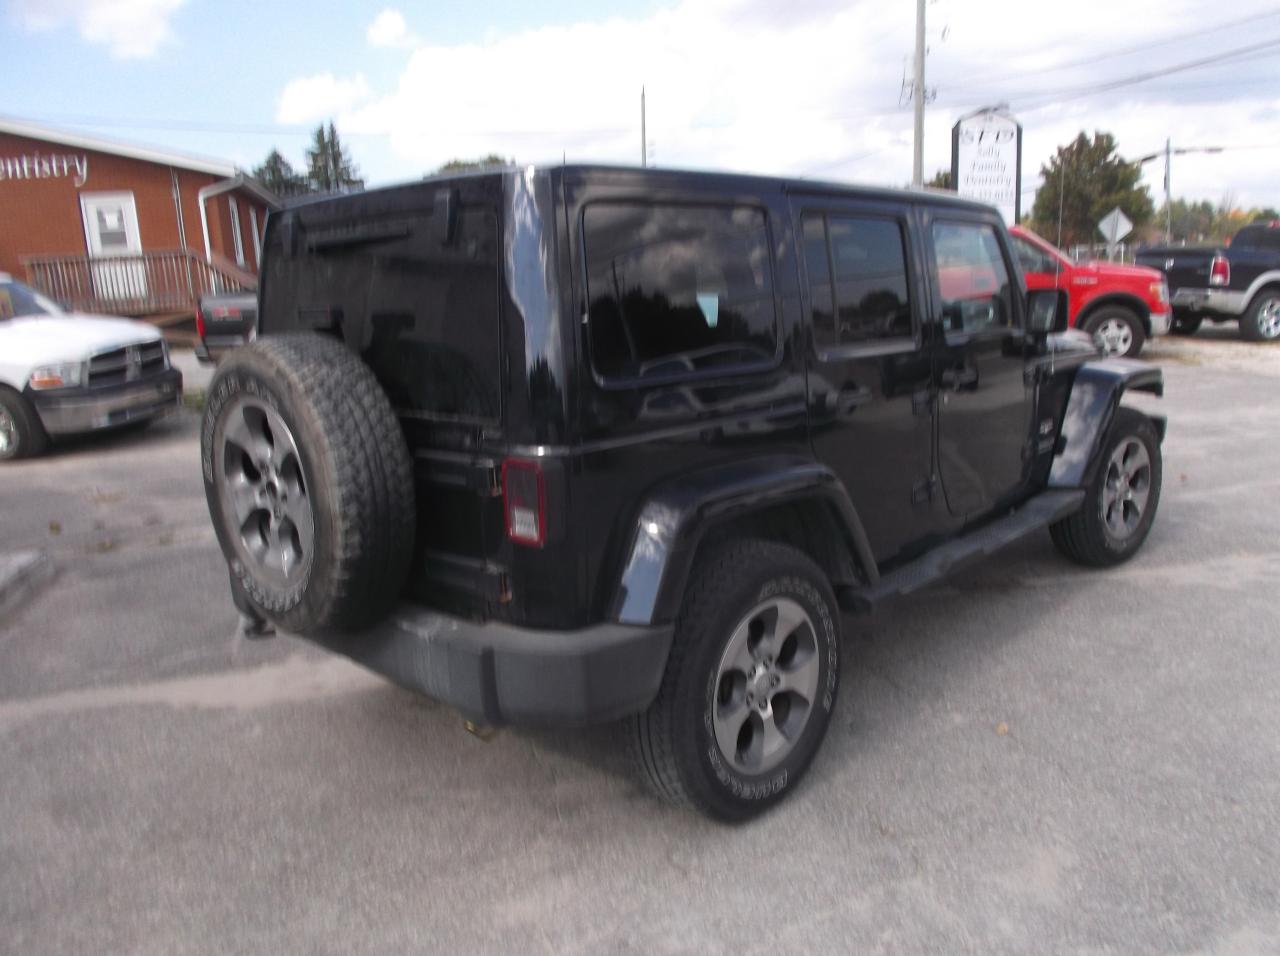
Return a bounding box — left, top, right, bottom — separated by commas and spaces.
1150, 281, 1169, 304
29, 362, 85, 390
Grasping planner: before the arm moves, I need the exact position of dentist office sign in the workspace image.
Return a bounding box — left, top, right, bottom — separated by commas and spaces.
951, 108, 1022, 224
0, 152, 89, 187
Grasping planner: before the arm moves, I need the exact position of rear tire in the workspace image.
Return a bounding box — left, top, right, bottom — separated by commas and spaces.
1170, 314, 1202, 336
1083, 307, 1146, 358
1051, 407, 1162, 567
630, 539, 840, 822
0, 388, 48, 461
201, 333, 415, 633
1239, 289, 1280, 342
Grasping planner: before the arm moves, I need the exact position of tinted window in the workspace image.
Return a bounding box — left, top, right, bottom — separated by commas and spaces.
584, 203, 777, 381
1011, 235, 1057, 273
1233, 226, 1280, 250
803, 214, 912, 347
264, 202, 502, 422
932, 221, 1016, 334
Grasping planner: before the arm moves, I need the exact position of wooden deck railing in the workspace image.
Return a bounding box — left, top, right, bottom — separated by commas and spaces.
22, 249, 257, 317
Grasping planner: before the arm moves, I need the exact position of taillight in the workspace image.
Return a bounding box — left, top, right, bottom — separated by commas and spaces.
195, 307, 206, 339
1210, 255, 1230, 287
502, 459, 546, 548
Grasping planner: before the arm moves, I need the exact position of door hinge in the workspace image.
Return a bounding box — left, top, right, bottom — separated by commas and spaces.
911, 476, 938, 506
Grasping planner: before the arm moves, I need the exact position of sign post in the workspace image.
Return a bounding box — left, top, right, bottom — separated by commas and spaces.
951, 107, 1022, 224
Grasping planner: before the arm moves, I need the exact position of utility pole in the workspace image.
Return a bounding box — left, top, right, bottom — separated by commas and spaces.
1164, 137, 1172, 243
912, 0, 925, 187
641, 87, 647, 168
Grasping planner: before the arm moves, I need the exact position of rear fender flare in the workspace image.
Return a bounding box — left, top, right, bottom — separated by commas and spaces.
1048, 359, 1165, 489
609, 456, 878, 627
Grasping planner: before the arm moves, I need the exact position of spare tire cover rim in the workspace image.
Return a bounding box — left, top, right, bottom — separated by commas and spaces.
214, 395, 316, 588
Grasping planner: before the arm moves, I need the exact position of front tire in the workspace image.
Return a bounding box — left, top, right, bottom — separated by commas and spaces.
1083, 307, 1146, 358
0, 389, 48, 461
1051, 407, 1162, 567
630, 540, 840, 822
1239, 289, 1280, 342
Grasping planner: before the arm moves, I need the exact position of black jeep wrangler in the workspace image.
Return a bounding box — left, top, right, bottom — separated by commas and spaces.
201, 165, 1165, 821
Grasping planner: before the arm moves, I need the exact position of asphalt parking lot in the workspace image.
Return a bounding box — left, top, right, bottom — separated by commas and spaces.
2, 332, 1278, 955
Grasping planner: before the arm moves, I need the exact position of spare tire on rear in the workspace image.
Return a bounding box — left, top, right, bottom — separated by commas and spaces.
201, 333, 415, 633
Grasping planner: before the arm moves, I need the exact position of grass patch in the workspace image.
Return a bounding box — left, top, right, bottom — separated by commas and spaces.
182, 389, 207, 412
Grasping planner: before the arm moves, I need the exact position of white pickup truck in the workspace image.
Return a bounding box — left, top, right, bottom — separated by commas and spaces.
0, 275, 183, 461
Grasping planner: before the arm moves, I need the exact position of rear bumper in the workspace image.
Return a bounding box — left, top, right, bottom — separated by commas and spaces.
1171, 287, 1247, 317
30, 368, 183, 435
306, 607, 675, 727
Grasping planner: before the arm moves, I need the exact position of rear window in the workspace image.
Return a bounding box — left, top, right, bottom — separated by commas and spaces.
264, 202, 501, 423
1232, 226, 1280, 250
583, 202, 778, 382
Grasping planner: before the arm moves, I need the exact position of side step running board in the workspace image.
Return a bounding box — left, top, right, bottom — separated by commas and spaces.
842, 489, 1085, 613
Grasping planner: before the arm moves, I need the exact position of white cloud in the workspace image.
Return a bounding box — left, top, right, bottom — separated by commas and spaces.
11, 0, 187, 59
367, 8, 417, 48
277, 0, 1280, 209
276, 73, 372, 125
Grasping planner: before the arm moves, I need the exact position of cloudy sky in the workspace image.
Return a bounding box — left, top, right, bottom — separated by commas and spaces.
3, 0, 1278, 213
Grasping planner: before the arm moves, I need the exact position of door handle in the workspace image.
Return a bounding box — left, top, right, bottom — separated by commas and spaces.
941, 366, 979, 391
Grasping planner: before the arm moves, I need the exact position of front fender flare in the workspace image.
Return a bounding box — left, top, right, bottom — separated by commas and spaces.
1048, 358, 1165, 489
609, 456, 878, 627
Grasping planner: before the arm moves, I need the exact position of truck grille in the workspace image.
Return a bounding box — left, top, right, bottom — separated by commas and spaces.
87, 341, 168, 388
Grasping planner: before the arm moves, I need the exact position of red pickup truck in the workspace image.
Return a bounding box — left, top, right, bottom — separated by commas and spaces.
1009, 225, 1170, 358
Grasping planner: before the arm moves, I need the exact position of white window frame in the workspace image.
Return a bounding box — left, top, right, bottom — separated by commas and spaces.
249, 207, 262, 269
228, 196, 246, 267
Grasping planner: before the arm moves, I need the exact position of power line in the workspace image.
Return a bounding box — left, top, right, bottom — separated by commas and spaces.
940, 8, 1280, 93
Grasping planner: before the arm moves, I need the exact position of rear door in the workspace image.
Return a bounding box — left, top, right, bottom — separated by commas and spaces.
793, 197, 938, 566
925, 214, 1035, 522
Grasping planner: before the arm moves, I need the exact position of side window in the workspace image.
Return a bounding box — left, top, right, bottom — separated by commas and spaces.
801, 213, 913, 348
583, 202, 777, 381
932, 221, 1016, 335
1012, 235, 1056, 273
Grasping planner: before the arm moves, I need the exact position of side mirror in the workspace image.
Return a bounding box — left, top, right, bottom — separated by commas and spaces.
1026, 289, 1067, 335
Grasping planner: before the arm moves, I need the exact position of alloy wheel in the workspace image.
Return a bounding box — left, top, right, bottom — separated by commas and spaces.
1101, 438, 1152, 539
1256, 297, 1280, 340
1093, 317, 1133, 357
215, 397, 315, 586
0, 405, 16, 456
711, 597, 821, 774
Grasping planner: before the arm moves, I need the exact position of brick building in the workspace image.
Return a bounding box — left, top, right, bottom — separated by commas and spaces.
0, 118, 278, 317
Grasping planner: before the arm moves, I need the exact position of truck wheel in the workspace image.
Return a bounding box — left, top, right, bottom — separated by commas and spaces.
1239, 289, 1280, 342
0, 388, 48, 461
1170, 314, 1202, 336
1083, 308, 1145, 358
1050, 407, 1162, 567
201, 333, 415, 633
630, 539, 840, 822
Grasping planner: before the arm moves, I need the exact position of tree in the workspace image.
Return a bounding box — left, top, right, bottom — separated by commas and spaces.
434, 155, 513, 175
252, 149, 308, 198
306, 122, 364, 194
925, 169, 953, 190
1029, 132, 1153, 248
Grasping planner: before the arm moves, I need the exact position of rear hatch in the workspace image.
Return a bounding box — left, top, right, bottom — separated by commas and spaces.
1135, 246, 1215, 291
258, 177, 509, 617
